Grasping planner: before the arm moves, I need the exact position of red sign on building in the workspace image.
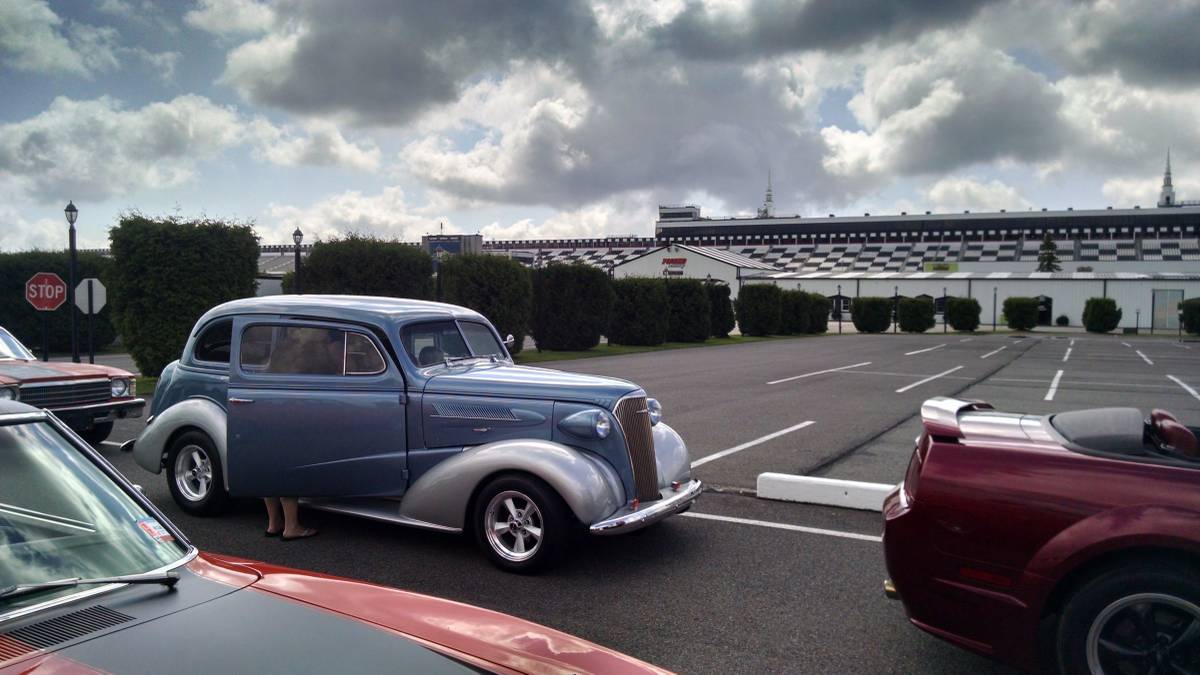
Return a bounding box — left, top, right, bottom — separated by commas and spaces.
25, 272, 67, 311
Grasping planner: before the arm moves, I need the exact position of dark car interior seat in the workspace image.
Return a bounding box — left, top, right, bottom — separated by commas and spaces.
418, 346, 445, 366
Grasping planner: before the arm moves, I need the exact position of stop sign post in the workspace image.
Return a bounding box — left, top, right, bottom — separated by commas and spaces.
75, 278, 106, 364
25, 272, 67, 361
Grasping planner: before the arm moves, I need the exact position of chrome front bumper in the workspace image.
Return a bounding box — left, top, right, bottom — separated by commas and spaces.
589, 479, 703, 535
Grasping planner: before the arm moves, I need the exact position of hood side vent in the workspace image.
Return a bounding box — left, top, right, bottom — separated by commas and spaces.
431, 401, 518, 421
1, 605, 134, 661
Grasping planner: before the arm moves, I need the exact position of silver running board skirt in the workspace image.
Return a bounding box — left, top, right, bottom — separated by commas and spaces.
298, 498, 462, 534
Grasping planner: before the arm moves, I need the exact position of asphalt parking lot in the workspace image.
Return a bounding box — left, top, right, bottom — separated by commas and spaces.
97, 331, 1200, 674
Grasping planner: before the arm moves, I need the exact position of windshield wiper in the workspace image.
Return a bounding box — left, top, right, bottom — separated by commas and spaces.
442, 354, 489, 366
0, 570, 179, 602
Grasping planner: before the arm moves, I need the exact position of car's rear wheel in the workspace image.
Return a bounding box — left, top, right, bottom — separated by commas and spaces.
1056, 562, 1200, 674
473, 474, 570, 573
80, 421, 113, 446
166, 430, 228, 516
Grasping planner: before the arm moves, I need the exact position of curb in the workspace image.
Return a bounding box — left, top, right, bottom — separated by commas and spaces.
756, 473, 895, 512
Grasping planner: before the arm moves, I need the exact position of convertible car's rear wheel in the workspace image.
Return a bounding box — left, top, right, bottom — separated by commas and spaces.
1056, 562, 1200, 675
473, 474, 569, 573
167, 430, 228, 516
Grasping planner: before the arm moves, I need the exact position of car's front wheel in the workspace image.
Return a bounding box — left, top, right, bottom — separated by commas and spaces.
473, 474, 571, 573
79, 421, 113, 446
166, 430, 228, 516
1056, 561, 1200, 675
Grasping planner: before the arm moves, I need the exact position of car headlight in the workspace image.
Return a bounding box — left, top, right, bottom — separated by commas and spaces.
0, 387, 16, 401
594, 414, 611, 439
110, 378, 129, 398
646, 398, 663, 426
558, 409, 612, 439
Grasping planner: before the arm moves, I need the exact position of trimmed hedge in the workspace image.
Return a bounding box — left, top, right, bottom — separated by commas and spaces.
1082, 297, 1122, 334
780, 290, 811, 335
109, 215, 258, 376
0, 250, 118, 355
532, 263, 613, 351
736, 284, 782, 336
283, 234, 432, 299
1003, 297, 1039, 331
897, 297, 936, 333
1056, 314, 1070, 327
807, 293, 830, 334
707, 283, 735, 338
1183, 298, 1200, 335
946, 297, 981, 332
851, 297, 892, 333
440, 254, 531, 354
665, 279, 710, 343
609, 278, 669, 346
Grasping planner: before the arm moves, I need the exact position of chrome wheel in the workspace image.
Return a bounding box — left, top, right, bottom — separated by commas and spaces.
484, 490, 543, 563
173, 444, 214, 502
1087, 592, 1200, 674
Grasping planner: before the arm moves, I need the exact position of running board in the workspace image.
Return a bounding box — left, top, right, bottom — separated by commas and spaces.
299, 498, 462, 534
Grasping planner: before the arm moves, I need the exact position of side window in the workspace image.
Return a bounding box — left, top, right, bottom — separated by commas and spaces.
400, 321, 470, 366
193, 319, 233, 364
460, 322, 504, 358
239, 325, 387, 376
345, 332, 386, 375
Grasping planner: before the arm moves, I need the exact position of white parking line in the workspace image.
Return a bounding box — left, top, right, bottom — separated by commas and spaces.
767, 362, 871, 385
980, 345, 1007, 359
904, 344, 945, 356
1044, 369, 1064, 401
690, 421, 816, 468
1175, 343, 1192, 350
680, 511, 882, 543
1136, 350, 1154, 365
1062, 347, 1072, 362
1121, 342, 1131, 348
894, 366, 964, 394
1167, 375, 1200, 402
959, 338, 973, 342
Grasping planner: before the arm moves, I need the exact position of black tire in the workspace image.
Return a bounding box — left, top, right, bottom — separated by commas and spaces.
79, 422, 113, 446
1055, 561, 1200, 675
472, 474, 571, 573
166, 430, 229, 516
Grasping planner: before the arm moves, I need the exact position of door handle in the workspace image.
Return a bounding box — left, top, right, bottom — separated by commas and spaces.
229, 397, 255, 405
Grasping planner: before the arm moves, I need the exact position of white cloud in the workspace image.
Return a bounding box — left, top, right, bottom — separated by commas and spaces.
184, 0, 274, 36
1101, 176, 1200, 208
250, 119, 381, 171
923, 177, 1031, 212
264, 186, 447, 243
479, 192, 657, 241
0, 0, 120, 77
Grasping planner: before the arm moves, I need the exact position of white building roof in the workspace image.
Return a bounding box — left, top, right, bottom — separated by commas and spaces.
745, 270, 1200, 281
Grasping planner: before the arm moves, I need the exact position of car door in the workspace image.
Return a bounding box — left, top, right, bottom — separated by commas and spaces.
225, 316, 407, 498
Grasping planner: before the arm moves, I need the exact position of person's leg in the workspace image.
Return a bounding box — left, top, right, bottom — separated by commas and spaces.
264, 497, 283, 536
280, 497, 317, 539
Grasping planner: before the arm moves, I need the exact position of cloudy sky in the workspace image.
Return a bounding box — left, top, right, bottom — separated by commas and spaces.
2, 0, 1198, 250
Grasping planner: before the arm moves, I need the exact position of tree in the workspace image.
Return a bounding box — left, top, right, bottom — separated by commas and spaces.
735, 285, 782, 336
1037, 232, 1061, 272
283, 234, 433, 299
440, 255, 532, 354
531, 263, 613, 351
609, 278, 669, 346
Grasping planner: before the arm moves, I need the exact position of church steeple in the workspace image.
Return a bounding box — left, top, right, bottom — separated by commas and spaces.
1159, 149, 1176, 207
758, 170, 775, 218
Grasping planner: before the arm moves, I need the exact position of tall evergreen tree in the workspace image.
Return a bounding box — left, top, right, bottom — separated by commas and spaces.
1036, 232, 1061, 272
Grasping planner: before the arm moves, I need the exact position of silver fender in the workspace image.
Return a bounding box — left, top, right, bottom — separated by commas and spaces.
399, 439, 624, 531
653, 422, 692, 488
133, 397, 229, 490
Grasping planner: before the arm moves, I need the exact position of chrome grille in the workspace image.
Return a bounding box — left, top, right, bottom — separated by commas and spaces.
614, 395, 661, 502
19, 379, 110, 409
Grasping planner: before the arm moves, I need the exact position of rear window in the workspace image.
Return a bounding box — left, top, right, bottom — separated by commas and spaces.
193, 320, 232, 364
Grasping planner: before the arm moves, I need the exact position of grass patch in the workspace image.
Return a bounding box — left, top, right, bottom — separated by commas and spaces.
515, 334, 820, 364
135, 376, 157, 397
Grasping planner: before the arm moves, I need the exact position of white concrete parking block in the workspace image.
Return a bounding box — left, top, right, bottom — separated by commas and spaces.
756, 473, 895, 512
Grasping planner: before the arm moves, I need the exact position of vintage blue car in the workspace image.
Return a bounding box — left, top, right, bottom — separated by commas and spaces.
126, 295, 701, 571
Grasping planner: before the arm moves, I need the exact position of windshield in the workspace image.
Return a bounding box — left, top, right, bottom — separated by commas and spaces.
0, 419, 188, 614
401, 320, 506, 366
0, 329, 36, 361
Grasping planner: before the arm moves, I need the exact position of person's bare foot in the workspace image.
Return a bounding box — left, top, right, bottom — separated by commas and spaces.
280, 527, 318, 541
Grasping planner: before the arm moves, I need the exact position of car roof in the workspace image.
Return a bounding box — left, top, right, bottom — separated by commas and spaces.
0, 399, 43, 416
195, 295, 487, 330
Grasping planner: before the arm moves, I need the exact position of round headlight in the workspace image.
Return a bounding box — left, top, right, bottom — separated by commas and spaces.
110, 378, 129, 398
0, 387, 16, 401
595, 414, 611, 439
646, 398, 663, 426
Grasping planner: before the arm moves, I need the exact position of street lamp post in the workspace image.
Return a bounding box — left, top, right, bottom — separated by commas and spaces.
64, 201, 79, 363
943, 286, 948, 333
292, 228, 304, 294
992, 286, 998, 332
837, 284, 842, 334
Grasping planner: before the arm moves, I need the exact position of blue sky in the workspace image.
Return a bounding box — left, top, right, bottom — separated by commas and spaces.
2, 0, 1198, 250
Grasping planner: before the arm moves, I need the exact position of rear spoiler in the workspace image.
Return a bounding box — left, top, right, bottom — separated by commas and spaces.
920, 397, 994, 438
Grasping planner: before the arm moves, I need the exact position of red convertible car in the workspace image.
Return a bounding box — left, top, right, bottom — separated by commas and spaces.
884, 397, 1199, 674
0, 400, 668, 674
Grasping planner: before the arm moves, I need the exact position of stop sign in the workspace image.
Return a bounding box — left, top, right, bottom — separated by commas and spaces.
25, 272, 67, 311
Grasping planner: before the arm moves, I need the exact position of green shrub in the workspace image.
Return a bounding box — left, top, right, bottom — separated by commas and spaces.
1003, 297, 1039, 331
531, 263, 613, 350
1082, 297, 1122, 333
706, 283, 735, 338
1183, 298, 1200, 335
780, 290, 811, 335
1055, 314, 1070, 327
946, 297, 981, 332
897, 297, 936, 333
807, 293, 830, 334
736, 284, 782, 336
440, 254, 531, 354
0, 250, 118, 355
109, 215, 258, 376
283, 234, 432, 299
609, 278, 669, 346
851, 297, 892, 333
665, 279, 710, 343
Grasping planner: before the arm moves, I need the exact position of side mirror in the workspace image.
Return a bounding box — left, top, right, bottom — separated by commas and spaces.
503, 334, 515, 347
